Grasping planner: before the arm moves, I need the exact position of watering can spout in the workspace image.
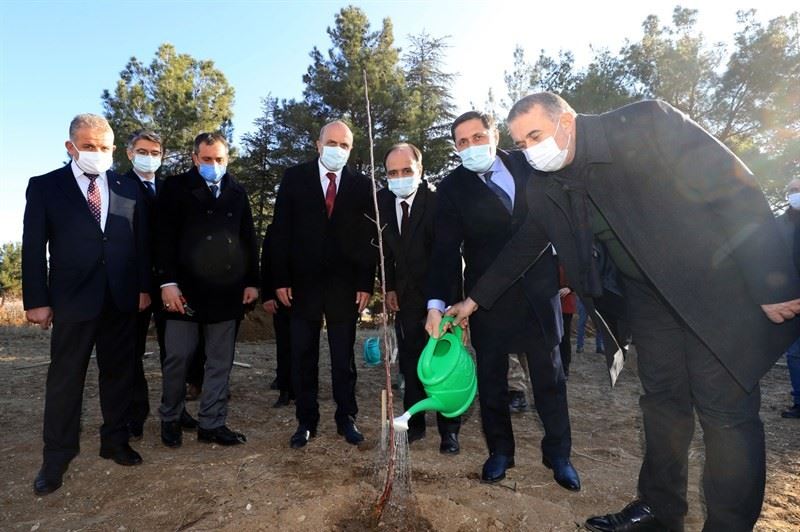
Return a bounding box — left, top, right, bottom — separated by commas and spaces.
392, 412, 411, 432
392, 396, 445, 432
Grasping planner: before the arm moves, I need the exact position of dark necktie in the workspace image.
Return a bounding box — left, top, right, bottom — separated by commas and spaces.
484, 170, 513, 214
85, 173, 101, 225
143, 180, 156, 198
400, 200, 409, 235
209, 184, 219, 198
325, 172, 337, 218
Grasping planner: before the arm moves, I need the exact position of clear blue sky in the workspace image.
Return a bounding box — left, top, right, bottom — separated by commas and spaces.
1, 0, 794, 243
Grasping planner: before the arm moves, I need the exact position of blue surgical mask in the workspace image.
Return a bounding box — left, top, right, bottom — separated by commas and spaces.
459, 144, 495, 174
320, 146, 350, 172
198, 163, 226, 183
133, 154, 161, 174
387, 175, 420, 198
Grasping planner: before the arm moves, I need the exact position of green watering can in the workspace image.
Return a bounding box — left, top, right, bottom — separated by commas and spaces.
393, 316, 477, 432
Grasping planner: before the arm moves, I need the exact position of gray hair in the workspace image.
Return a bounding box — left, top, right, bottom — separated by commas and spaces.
507, 92, 576, 124
127, 130, 162, 150
69, 113, 112, 141
193, 132, 229, 154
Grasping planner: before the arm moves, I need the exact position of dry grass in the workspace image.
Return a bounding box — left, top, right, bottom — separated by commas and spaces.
0, 298, 28, 326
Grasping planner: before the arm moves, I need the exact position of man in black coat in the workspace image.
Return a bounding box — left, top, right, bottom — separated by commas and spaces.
124, 130, 200, 438
378, 142, 461, 454
157, 133, 259, 448
425, 111, 579, 490
448, 93, 800, 532
23, 114, 151, 495
260, 222, 293, 408
271, 120, 376, 448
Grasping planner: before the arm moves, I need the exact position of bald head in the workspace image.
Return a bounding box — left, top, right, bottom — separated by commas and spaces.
317, 120, 353, 172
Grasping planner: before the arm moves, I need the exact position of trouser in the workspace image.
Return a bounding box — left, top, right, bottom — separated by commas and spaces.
558, 313, 574, 374
786, 336, 800, 405
273, 308, 292, 394
43, 289, 135, 465
576, 299, 604, 351
396, 309, 461, 436
129, 305, 166, 426
160, 319, 237, 430
474, 335, 571, 459
507, 353, 529, 394
291, 316, 358, 429
626, 279, 765, 532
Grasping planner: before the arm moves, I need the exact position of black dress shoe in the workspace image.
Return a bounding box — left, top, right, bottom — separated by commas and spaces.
99, 443, 143, 466
406, 428, 425, 444
33, 463, 66, 496
481, 453, 514, 483
781, 404, 800, 419
509, 391, 528, 413
161, 420, 183, 448
198, 425, 247, 445
290, 425, 316, 448
337, 420, 365, 445
542, 456, 581, 491
273, 390, 291, 408
180, 409, 198, 429
439, 432, 460, 454
585, 500, 668, 532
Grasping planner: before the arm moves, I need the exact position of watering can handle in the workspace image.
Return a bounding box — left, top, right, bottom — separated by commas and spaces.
439, 316, 463, 343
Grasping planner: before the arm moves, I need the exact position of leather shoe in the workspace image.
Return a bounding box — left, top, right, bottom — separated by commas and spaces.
406, 427, 425, 444
161, 420, 182, 448
337, 419, 365, 445
180, 409, 198, 429
543, 456, 581, 491
509, 391, 528, 413
481, 453, 514, 483
439, 432, 460, 455
198, 425, 247, 445
33, 463, 66, 496
585, 500, 668, 532
781, 405, 800, 419
290, 425, 316, 448
99, 443, 143, 466
273, 390, 291, 408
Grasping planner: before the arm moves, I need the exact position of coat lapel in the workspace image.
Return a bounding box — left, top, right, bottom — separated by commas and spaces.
402, 183, 428, 246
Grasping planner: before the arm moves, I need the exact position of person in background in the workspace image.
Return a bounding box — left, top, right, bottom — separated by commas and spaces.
558, 266, 577, 378
575, 299, 604, 354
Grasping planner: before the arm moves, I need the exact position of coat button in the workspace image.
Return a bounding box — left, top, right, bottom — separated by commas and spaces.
101, 259, 106, 265
225, 264, 232, 271
227, 212, 232, 217
102, 236, 108, 242
207, 209, 213, 215
206, 235, 213, 240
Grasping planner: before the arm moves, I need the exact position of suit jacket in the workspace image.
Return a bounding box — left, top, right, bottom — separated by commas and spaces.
155, 167, 259, 323
125, 170, 163, 302
270, 159, 376, 323
22, 164, 150, 322
378, 181, 439, 314
426, 150, 561, 353
471, 100, 800, 391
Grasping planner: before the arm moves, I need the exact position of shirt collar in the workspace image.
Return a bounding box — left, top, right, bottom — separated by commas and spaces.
133, 168, 156, 184
480, 156, 507, 179
395, 187, 418, 208
318, 158, 343, 180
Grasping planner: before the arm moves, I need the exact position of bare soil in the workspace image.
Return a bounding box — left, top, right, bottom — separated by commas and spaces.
1, 322, 798, 531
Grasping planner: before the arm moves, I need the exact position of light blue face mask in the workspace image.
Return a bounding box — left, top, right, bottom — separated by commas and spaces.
199, 163, 226, 183
320, 146, 350, 172
133, 154, 161, 174
459, 144, 495, 174
387, 175, 420, 198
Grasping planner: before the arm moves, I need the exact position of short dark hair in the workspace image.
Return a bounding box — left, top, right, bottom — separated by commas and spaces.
193, 132, 229, 154
383, 142, 423, 169
507, 92, 575, 123
450, 111, 496, 142
127, 130, 162, 150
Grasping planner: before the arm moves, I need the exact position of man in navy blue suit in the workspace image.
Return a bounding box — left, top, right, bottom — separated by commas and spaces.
22, 114, 151, 496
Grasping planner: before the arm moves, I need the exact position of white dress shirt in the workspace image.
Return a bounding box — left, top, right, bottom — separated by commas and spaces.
71, 160, 109, 231
318, 159, 342, 197
394, 188, 418, 234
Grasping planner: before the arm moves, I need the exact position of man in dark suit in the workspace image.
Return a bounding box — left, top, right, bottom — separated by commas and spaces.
424, 111, 580, 490
157, 132, 259, 448
23, 114, 151, 495
124, 130, 199, 439
378, 142, 461, 454
271, 120, 376, 448
447, 93, 800, 531
260, 222, 293, 408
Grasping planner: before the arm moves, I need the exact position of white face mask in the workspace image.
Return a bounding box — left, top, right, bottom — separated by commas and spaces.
387, 175, 421, 198
320, 145, 350, 172
72, 142, 113, 174
132, 154, 161, 174
788, 192, 800, 210
523, 118, 571, 172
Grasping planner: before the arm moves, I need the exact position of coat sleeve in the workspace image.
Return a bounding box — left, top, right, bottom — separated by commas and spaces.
650, 100, 800, 304
155, 177, 180, 286
270, 170, 293, 289
468, 180, 553, 309
425, 183, 466, 305
356, 178, 377, 294
240, 191, 260, 288
134, 184, 152, 293
21, 177, 50, 309
377, 197, 397, 293
260, 226, 274, 300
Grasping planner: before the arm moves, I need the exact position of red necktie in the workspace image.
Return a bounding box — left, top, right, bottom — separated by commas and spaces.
86, 174, 101, 225
400, 200, 409, 235
325, 172, 337, 218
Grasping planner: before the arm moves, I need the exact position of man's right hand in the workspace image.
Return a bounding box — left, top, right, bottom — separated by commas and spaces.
385, 290, 400, 312
425, 308, 443, 339
26, 306, 53, 330
161, 285, 185, 314
276, 287, 292, 307
262, 299, 279, 314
